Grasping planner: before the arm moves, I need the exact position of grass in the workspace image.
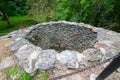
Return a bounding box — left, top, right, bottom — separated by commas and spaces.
0, 16, 39, 36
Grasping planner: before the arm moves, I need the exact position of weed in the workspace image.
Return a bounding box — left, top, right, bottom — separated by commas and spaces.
20, 72, 31, 80
8, 67, 32, 80
41, 72, 49, 80
9, 67, 19, 79
5, 67, 49, 80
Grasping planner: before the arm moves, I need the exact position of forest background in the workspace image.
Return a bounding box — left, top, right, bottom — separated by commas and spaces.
0, 0, 120, 36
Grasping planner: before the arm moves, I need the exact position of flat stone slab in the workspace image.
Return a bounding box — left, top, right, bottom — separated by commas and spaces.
0, 56, 16, 70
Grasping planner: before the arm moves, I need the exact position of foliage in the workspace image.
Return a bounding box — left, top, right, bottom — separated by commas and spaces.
41, 72, 49, 80
0, 0, 28, 16
0, 0, 120, 33
27, 0, 57, 22
10, 68, 19, 79
8, 67, 49, 80
54, 0, 119, 32
8, 67, 31, 80
20, 72, 31, 80
27, 0, 120, 32
0, 0, 29, 27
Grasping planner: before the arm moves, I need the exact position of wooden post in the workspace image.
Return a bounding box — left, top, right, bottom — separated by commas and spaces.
96, 53, 120, 80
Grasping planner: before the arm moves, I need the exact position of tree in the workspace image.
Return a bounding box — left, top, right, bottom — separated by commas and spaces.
0, 0, 28, 27
55, 0, 120, 32
27, 0, 120, 32
0, 0, 11, 26
27, 0, 56, 21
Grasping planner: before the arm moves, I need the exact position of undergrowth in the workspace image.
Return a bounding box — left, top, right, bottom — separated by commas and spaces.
6, 67, 49, 80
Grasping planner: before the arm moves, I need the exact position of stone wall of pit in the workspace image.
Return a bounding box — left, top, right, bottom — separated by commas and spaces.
1, 21, 119, 75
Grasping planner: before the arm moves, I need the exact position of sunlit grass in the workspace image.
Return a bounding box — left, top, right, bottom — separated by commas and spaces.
0, 16, 38, 36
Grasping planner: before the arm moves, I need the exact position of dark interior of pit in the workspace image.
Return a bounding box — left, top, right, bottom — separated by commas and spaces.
26, 23, 97, 52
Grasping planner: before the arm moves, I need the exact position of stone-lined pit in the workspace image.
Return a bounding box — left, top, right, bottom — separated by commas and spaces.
26, 23, 97, 52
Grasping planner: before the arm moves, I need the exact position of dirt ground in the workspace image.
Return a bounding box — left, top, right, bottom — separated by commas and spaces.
0, 38, 13, 61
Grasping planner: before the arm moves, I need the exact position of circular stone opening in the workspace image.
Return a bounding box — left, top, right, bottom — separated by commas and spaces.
26, 22, 97, 52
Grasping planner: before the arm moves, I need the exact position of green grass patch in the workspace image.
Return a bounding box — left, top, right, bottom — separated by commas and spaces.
0, 16, 39, 36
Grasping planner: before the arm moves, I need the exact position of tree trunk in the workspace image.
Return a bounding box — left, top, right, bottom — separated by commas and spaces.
0, 10, 11, 26
0, 11, 3, 16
